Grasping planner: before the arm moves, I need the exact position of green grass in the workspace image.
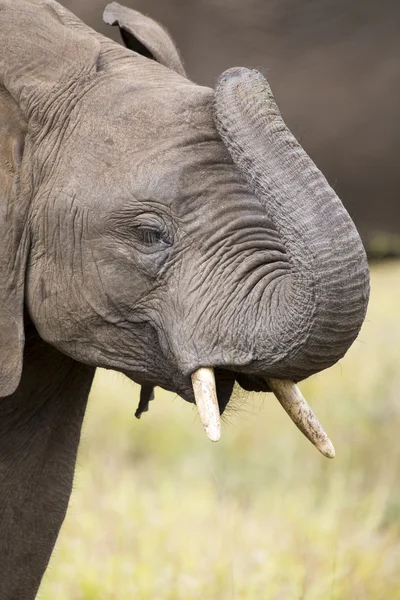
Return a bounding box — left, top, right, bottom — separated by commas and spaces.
39, 262, 400, 600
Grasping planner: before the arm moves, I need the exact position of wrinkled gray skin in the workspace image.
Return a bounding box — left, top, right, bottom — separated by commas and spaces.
66, 0, 400, 249
0, 1, 369, 598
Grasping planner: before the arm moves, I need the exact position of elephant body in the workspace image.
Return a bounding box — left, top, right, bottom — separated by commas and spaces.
0, 1, 369, 597
65, 0, 400, 250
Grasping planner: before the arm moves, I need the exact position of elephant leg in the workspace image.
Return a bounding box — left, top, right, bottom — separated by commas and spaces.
0, 317, 95, 600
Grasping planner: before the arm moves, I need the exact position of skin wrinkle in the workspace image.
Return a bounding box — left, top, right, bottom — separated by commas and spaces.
87, 244, 131, 325
29, 74, 139, 196
30, 173, 183, 376
239, 264, 290, 300
31, 77, 99, 146
229, 245, 289, 278
32, 213, 93, 344
174, 257, 248, 364
204, 225, 283, 258
30, 57, 101, 127
170, 239, 282, 360
33, 183, 150, 335
215, 79, 323, 368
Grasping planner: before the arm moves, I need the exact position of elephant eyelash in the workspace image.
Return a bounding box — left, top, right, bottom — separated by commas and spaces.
135, 226, 171, 247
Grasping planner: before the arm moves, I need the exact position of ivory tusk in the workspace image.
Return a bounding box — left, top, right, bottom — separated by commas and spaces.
266, 378, 335, 459
191, 367, 221, 442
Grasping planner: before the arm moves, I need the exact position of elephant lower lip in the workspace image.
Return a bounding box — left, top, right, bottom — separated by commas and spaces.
235, 373, 270, 393
214, 368, 235, 414
214, 369, 270, 414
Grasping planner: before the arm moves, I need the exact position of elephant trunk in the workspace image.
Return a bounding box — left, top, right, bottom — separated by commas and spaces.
214, 68, 369, 378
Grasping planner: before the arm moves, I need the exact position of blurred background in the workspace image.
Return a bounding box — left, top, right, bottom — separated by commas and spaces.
40, 1, 400, 598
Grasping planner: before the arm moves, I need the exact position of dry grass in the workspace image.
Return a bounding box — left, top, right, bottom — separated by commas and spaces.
39, 262, 400, 600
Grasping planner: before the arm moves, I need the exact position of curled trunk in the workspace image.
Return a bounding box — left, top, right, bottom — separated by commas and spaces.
214, 68, 369, 379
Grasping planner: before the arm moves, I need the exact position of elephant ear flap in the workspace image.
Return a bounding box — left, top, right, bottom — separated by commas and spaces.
103, 3, 186, 77
0, 90, 28, 397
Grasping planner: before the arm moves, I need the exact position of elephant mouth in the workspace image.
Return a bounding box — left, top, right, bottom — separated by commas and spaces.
214, 368, 269, 414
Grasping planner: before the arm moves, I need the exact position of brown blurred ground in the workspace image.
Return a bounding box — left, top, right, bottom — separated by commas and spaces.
63, 0, 400, 252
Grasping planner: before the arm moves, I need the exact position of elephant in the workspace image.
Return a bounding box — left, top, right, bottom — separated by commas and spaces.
0, 1, 369, 598
63, 0, 400, 254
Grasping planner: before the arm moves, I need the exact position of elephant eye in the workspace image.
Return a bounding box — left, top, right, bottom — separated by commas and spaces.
136, 226, 167, 247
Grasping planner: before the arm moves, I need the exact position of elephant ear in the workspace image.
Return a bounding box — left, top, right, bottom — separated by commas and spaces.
0, 89, 28, 397
0, 0, 102, 396
0, 0, 102, 123
103, 2, 186, 77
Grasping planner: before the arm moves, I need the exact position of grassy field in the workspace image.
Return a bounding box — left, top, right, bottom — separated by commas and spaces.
39, 262, 400, 600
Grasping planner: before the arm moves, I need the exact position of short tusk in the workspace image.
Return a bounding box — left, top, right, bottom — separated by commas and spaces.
191, 367, 221, 442
266, 378, 335, 459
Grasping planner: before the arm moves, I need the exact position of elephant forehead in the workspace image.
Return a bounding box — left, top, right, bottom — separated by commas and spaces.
53, 136, 241, 216
46, 75, 238, 211
66, 72, 218, 151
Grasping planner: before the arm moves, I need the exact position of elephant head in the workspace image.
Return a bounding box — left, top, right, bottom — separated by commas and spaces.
0, 0, 369, 458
